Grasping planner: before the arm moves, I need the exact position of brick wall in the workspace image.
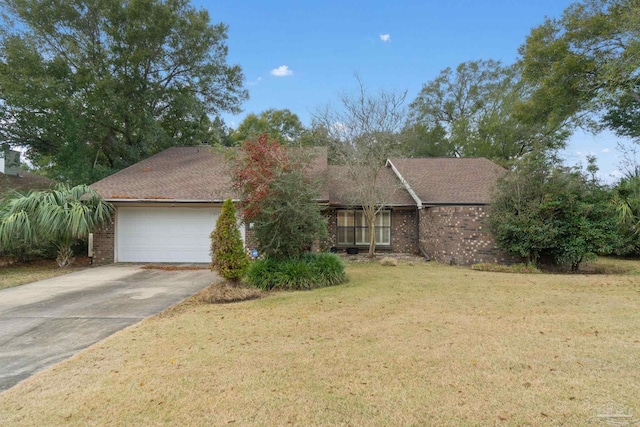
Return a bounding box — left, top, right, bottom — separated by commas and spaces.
391, 208, 418, 254
325, 209, 338, 249
326, 208, 418, 254
419, 206, 520, 265
92, 217, 115, 265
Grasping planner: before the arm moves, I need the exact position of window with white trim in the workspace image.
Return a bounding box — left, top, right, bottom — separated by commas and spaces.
337, 210, 391, 246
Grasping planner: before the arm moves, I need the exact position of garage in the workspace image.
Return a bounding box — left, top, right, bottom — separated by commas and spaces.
116, 206, 239, 263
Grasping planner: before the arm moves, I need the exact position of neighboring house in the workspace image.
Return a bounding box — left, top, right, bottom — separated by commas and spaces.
0, 150, 56, 196
90, 146, 516, 265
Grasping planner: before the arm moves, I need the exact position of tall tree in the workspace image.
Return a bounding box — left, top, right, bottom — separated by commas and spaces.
313, 77, 407, 256
518, 0, 640, 139
407, 60, 568, 164
230, 109, 306, 146
0, 0, 247, 183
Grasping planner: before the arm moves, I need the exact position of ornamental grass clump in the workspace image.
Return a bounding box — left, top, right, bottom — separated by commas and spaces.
247, 253, 347, 290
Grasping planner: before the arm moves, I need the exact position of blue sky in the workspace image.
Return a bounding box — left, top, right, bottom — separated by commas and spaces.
200, 0, 630, 182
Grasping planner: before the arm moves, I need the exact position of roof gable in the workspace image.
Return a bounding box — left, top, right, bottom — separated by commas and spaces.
327, 165, 415, 206
387, 157, 505, 205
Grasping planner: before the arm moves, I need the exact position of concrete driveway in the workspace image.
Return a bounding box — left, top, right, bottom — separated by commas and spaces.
0, 264, 216, 392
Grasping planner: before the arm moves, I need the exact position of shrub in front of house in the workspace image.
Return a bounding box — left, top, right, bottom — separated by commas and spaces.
210, 199, 249, 284
247, 253, 347, 290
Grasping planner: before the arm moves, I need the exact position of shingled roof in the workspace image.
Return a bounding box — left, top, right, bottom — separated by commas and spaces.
91, 146, 329, 202
91, 146, 503, 206
327, 165, 415, 206
0, 172, 56, 196
387, 157, 505, 205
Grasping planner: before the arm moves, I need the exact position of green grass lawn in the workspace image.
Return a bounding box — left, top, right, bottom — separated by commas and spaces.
0, 258, 639, 426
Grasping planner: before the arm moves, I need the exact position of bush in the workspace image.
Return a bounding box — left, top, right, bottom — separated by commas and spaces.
231, 136, 327, 259
489, 153, 619, 271
210, 199, 249, 283
247, 253, 348, 290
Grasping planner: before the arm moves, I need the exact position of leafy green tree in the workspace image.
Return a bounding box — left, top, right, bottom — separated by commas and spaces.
209, 117, 235, 147
0, 185, 113, 267
231, 109, 306, 146
250, 171, 327, 259
489, 153, 619, 271
0, 0, 247, 184
518, 0, 640, 138
231, 135, 327, 259
210, 198, 249, 283
398, 122, 453, 158
407, 60, 569, 164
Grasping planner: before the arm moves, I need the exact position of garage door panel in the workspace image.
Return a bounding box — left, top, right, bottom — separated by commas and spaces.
117, 206, 232, 263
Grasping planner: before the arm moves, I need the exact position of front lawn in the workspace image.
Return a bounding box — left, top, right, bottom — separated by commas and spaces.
0, 259, 88, 290
1, 260, 639, 426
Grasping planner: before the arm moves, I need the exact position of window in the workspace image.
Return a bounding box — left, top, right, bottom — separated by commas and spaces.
337, 210, 391, 246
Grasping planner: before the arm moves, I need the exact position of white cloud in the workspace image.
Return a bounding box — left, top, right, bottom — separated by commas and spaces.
602, 148, 610, 153
270, 65, 293, 77
331, 121, 348, 133
380, 34, 391, 42
247, 76, 262, 86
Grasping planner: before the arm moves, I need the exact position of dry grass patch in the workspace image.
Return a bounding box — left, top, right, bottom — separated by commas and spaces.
0, 259, 87, 290
379, 256, 398, 266
1, 260, 639, 426
472, 262, 542, 274
197, 281, 264, 304
579, 257, 640, 274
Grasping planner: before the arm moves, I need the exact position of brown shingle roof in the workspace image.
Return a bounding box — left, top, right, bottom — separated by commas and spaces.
327, 165, 415, 206
0, 172, 56, 196
90, 146, 329, 202
388, 157, 505, 205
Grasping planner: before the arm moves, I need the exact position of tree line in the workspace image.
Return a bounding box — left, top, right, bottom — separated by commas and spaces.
1, 0, 639, 269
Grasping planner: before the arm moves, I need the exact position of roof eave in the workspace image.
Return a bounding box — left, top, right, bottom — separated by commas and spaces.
385, 159, 423, 208
106, 197, 331, 204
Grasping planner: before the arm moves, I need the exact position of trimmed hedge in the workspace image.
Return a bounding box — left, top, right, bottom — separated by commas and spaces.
247, 253, 348, 290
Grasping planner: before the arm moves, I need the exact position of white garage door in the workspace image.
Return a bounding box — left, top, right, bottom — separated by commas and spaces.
117, 206, 241, 263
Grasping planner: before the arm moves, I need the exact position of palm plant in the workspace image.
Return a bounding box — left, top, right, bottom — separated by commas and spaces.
612, 175, 640, 256
614, 175, 640, 231
0, 184, 113, 267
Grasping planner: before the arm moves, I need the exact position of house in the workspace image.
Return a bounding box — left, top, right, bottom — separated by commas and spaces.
0, 150, 56, 196
90, 146, 517, 265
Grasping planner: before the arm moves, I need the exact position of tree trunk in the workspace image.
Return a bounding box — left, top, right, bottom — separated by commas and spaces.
56, 243, 75, 268
368, 218, 376, 258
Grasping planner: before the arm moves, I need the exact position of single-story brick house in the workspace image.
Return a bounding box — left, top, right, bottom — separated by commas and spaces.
90, 146, 516, 265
